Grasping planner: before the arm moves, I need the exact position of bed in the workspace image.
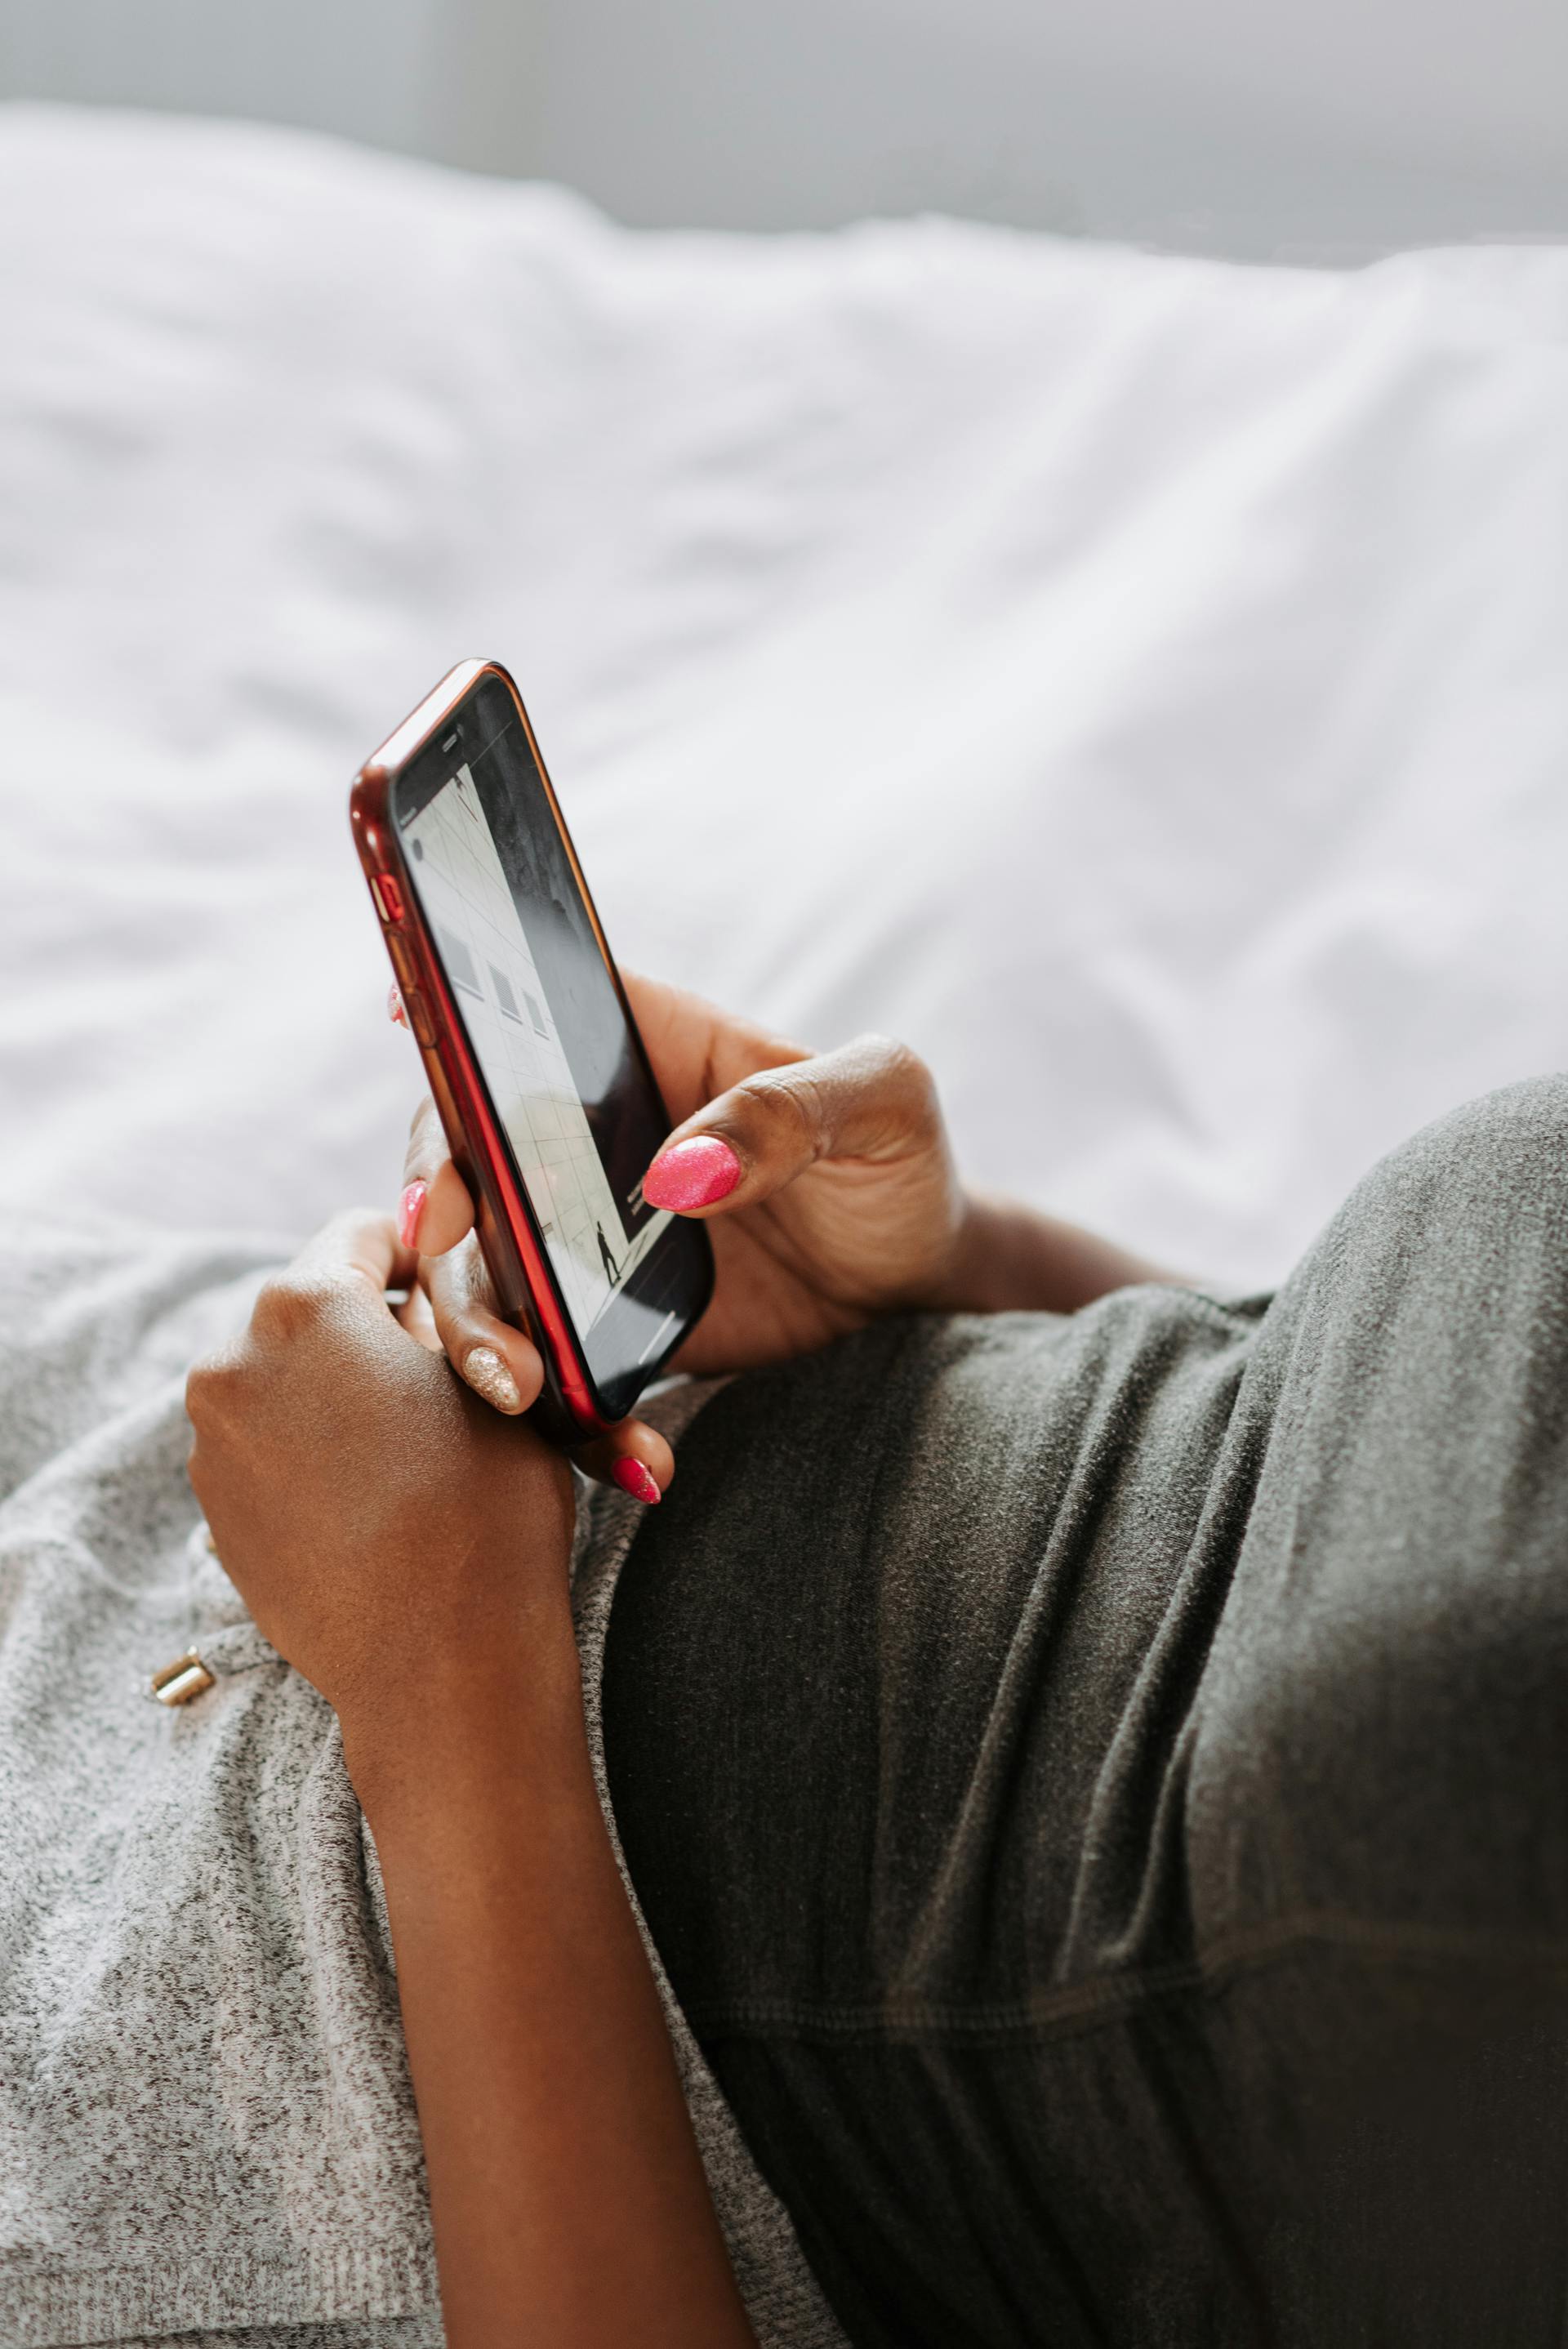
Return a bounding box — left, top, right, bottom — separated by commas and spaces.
3, 101, 1567, 1292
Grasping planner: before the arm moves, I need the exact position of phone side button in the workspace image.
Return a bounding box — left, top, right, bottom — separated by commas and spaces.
404, 990, 439, 1048
385, 932, 420, 992
370, 873, 406, 924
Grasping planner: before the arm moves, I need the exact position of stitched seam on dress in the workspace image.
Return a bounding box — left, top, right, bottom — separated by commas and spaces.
684, 1907, 1568, 2047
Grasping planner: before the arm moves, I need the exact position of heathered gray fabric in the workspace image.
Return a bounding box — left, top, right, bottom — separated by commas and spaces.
0, 1225, 843, 2348
604, 1080, 1568, 2347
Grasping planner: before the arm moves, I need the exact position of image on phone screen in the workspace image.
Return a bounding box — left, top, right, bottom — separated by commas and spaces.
403, 763, 672, 1336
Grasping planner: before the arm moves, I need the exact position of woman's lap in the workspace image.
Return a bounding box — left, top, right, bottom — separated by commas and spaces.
604, 1078, 1568, 2347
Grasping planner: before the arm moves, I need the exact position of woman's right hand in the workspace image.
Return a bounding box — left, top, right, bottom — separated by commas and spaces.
400, 971, 973, 1396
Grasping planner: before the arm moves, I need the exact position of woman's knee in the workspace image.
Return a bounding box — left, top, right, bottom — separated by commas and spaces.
1262, 1076, 1568, 1436
1343, 1076, 1568, 1272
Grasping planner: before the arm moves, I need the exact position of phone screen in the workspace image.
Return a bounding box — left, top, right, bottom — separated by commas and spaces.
390, 673, 708, 1406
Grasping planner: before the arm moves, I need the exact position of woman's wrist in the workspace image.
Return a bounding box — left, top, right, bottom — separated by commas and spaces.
341, 1575, 590, 1832
360, 1585, 759, 2349
924, 1192, 1012, 1313
928, 1191, 1072, 1314
929, 1190, 1184, 1317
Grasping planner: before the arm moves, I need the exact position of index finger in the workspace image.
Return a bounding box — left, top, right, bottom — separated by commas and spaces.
288, 1207, 421, 1299
399, 1096, 478, 1258
642, 1034, 942, 1218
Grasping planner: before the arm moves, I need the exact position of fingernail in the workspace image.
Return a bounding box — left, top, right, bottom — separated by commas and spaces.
643, 1135, 742, 1213
388, 982, 409, 1029
612, 1456, 662, 1506
397, 1179, 428, 1250
463, 1345, 523, 1414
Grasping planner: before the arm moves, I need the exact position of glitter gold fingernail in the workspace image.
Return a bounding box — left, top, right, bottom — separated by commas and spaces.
463, 1345, 523, 1413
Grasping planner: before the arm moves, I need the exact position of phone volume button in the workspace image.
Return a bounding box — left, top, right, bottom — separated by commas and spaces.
404, 990, 438, 1048
385, 933, 420, 991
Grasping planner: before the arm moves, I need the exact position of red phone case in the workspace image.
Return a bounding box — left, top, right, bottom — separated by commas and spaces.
351, 657, 639, 1442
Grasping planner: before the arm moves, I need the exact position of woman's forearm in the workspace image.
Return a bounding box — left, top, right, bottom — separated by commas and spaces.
938, 1192, 1187, 1317
348, 1599, 755, 2349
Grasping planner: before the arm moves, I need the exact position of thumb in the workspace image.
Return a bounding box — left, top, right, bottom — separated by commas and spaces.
641, 1034, 938, 1218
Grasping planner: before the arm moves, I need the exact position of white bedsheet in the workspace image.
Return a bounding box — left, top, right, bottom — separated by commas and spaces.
3, 104, 1567, 1290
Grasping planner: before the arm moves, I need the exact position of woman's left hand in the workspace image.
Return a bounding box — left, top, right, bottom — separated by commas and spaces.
185, 1210, 578, 1774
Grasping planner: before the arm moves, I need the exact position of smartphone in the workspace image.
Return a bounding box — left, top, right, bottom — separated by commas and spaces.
350, 658, 713, 1442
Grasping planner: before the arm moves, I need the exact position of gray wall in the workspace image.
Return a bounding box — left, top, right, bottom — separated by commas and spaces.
0, 0, 438, 155
3, 0, 1567, 259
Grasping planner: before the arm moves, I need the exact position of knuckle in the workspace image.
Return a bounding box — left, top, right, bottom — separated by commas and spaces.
184, 1361, 215, 1426
336, 1206, 394, 1255
734, 1068, 820, 1152
860, 1032, 937, 1115
248, 1275, 299, 1337
185, 1344, 243, 1428
858, 1029, 920, 1080
250, 1271, 337, 1344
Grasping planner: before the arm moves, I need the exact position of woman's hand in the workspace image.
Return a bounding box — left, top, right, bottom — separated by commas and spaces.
185, 1208, 578, 1793
400, 973, 969, 1405
395, 972, 1183, 1475
626, 977, 969, 1368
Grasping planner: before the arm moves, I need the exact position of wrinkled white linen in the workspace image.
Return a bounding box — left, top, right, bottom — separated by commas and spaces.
2, 104, 1566, 1289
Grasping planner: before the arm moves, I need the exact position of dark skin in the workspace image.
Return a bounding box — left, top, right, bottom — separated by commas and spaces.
187, 974, 1179, 2346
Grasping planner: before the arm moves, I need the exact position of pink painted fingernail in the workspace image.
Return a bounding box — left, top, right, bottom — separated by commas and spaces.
388, 982, 409, 1029
643, 1135, 742, 1212
398, 1179, 428, 1250
612, 1456, 662, 1506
